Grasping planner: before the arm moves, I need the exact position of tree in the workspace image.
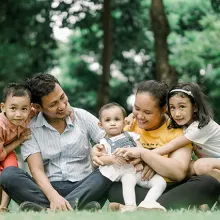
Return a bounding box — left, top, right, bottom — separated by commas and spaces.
97, 0, 112, 111
150, 0, 177, 87
0, 0, 56, 99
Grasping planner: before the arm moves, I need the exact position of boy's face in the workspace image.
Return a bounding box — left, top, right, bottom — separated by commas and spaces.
99, 106, 125, 138
36, 83, 69, 121
1, 95, 31, 126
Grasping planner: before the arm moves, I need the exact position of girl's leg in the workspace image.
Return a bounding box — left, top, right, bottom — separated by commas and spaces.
120, 173, 137, 206
137, 174, 167, 211
140, 174, 166, 202
193, 158, 220, 182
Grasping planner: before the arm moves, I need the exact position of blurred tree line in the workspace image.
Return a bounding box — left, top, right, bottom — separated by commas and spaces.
1, 0, 220, 122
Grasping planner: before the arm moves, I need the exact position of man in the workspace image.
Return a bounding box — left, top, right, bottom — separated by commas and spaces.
0, 74, 112, 212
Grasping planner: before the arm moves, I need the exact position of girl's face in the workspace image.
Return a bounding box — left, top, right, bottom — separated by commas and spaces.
133, 93, 166, 131
169, 95, 195, 126
99, 106, 125, 138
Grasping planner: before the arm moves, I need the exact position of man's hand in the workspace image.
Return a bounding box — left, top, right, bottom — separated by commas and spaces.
49, 192, 73, 212
91, 144, 108, 167
141, 164, 155, 181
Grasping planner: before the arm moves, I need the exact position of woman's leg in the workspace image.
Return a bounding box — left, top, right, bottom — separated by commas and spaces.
158, 175, 220, 210
108, 175, 220, 210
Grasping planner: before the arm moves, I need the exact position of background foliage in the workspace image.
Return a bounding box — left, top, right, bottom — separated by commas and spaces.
1, 0, 220, 121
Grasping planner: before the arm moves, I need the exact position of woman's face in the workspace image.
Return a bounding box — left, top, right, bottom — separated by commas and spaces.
133, 93, 165, 131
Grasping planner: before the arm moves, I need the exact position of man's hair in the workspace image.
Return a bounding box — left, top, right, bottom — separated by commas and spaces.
99, 102, 127, 120
25, 73, 60, 105
2, 83, 31, 102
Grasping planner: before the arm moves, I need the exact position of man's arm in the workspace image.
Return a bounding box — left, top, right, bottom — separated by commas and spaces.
27, 153, 73, 211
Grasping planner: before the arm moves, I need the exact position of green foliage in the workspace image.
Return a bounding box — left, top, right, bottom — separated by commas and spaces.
0, 0, 56, 100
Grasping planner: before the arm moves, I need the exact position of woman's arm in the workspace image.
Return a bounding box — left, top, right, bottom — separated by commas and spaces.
115, 145, 192, 181
153, 135, 191, 156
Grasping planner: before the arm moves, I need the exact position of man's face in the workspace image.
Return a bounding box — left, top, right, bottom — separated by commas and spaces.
39, 83, 69, 120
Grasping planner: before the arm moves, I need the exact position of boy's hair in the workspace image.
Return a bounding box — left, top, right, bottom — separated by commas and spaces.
2, 83, 31, 103
25, 73, 60, 106
167, 82, 213, 129
99, 102, 127, 120
136, 80, 169, 109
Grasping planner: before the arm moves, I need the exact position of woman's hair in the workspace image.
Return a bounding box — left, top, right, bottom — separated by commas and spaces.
99, 102, 127, 120
167, 82, 213, 129
2, 83, 31, 102
136, 80, 169, 109
25, 73, 60, 105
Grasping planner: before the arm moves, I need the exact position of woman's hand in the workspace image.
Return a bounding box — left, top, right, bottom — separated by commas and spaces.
141, 164, 155, 181
91, 144, 108, 167
112, 155, 128, 166
124, 113, 134, 129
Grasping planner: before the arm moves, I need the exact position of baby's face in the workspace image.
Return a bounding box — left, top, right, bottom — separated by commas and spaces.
100, 107, 125, 138
1, 95, 31, 126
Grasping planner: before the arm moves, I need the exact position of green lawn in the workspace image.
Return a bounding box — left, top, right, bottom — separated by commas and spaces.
1, 209, 220, 220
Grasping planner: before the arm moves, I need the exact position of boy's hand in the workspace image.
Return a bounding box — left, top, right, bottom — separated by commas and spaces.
0, 148, 7, 161
19, 128, 32, 143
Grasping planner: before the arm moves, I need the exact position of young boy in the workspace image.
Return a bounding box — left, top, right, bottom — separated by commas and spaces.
98, 102, 166, 212
0, 83, 32, 212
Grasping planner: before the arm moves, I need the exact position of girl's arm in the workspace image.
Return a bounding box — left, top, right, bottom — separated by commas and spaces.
153, 135, 191, 156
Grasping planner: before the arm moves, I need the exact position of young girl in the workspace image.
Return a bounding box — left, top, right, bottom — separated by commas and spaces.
0, 83, 33, 212
98, 102, 166, 212
154, 82, 220, 182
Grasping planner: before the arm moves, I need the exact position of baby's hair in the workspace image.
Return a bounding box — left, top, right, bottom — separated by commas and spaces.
99, 102, 127, 120
136, 80, 169, 109
2, 82, 31, 103
168, 82, 213, 129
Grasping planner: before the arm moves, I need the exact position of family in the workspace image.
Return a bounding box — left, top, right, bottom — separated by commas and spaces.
0, 73, 219, 213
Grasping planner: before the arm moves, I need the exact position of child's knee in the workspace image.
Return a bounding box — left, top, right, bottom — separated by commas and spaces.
194, 160, 212, 176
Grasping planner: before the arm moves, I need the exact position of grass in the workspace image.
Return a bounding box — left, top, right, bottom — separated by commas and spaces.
1, 209, 220, 220
1, 201, 220, 220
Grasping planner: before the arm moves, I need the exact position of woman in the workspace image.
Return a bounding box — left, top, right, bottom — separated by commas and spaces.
93, 80, 220, 210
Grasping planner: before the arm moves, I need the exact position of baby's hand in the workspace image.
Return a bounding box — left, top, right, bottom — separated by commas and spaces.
19, 128, 32, 143
134, 163, 144, 172
112, 155, 128, 166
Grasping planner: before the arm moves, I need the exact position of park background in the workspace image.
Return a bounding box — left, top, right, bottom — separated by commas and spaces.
1, 0, 220, 218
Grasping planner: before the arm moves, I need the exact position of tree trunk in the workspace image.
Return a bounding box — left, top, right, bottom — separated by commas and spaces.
97, 0, 112, 112
150, 0, 177, 87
